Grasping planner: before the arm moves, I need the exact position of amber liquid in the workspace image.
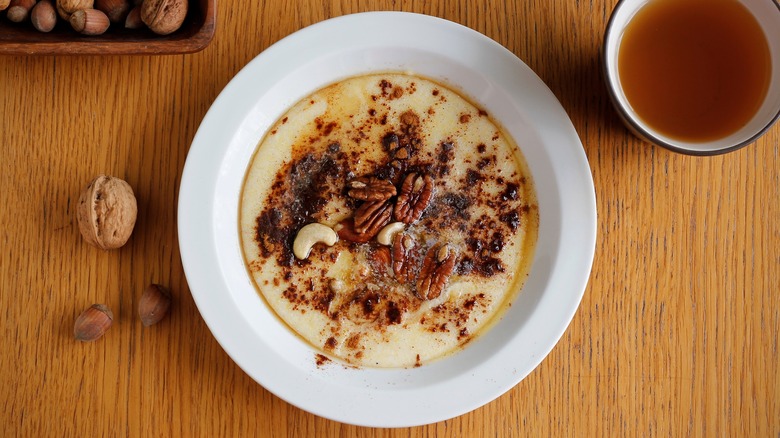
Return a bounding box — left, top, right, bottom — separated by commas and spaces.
618, 0, 772, 142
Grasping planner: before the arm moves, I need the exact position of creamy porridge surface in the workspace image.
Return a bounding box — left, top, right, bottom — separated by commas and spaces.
240, 73, 538, 368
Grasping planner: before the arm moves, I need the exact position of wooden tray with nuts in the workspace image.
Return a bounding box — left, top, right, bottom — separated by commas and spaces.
0, 0, 214, 55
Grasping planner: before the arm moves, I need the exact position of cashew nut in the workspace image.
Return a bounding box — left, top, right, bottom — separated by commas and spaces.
376, 221, 405, 246
293, 223, 339, 260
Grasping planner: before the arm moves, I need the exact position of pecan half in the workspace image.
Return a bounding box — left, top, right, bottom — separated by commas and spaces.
334, 218, 373, 243
416, 243, 458, 300
347, 177, 397, 201
394, 173, 434, 224
392, 232, 417, 283
354, 200, 392, 235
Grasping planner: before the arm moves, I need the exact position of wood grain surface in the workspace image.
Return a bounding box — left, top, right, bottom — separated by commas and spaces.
0, 0, 215, 55
1, 0, 778, 436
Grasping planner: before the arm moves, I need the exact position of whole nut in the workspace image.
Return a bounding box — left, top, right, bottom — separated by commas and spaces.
6, 0, 36, 22
31, 0, 58, 32
292, 223, 339, 260
74, 304, 113, 342
56, 0, 93, 20
138, 284, 172, 326
76, 175, 137, 250
124, 5, 142, 28
70, 8, 110, 35
0, 0, 10, 11
140, 0, 187, 35
95, 0, 128, 23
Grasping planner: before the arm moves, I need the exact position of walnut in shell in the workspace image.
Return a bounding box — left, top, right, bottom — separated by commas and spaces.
56, 0, 93, 20
76, 175, 138, 250
140, 0, 187, 35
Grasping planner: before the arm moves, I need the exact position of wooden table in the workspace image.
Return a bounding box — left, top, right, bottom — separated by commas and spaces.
1, 0, 778, 436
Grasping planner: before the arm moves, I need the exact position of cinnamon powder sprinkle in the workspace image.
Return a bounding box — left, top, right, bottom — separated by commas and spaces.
246, 75, 537, 368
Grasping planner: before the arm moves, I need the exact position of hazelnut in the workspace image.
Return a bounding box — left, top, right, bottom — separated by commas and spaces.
140, 0, 187, 35
95, 0, 129, 23
31, 0, 57, 32
0, 0, 10, 11
124, 5, 143, 29
70, 9, 110, 35
138, 284, 172, 326
74, 304, 113, 342
76, 175, 137, 250
6, 0, 36, 22
56, 0, 93, 20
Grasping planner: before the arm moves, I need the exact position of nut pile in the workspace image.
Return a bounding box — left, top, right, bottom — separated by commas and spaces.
73, 175, 172, 342
1, 0, 188, 35
74, 282, 172, 342
339, 171, 457, 301
293, 169, 458, 302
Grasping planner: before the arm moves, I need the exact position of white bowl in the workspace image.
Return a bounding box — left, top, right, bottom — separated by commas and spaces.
602, 0, 780, 155
178, 12, 597, 427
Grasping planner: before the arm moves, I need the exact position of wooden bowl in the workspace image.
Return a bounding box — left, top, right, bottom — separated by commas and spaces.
0, 0, 215, 55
